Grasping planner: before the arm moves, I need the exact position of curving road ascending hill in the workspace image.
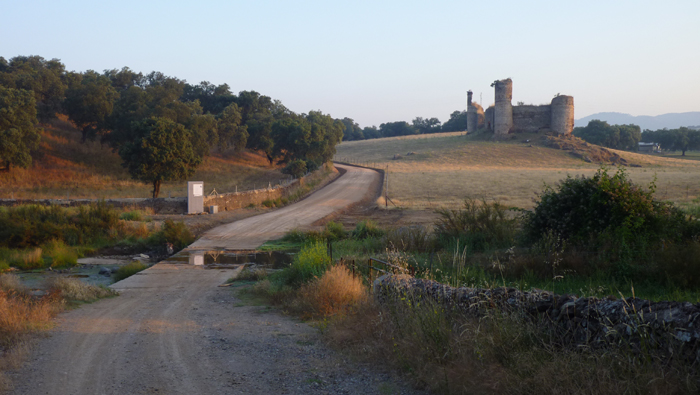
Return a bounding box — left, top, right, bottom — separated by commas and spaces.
7, 164, 419, 395
189, 164, 380, 250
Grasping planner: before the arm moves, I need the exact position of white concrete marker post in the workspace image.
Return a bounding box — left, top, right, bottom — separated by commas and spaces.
188, 181, 204, 214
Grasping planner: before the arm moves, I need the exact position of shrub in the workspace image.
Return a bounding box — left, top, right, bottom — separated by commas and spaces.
0, 202, 122, 248
323, 221, 346, 242
382, 225, 436, 252
113, 261, 148, 282
119, 210, 144, 221
9, 248, 44, 270
0, 274, 27, 296
46, 277, 116, 302
0, 291, 56, 350
42, 239, 78, 268
523, 167, 700, 280
434, 198, 518, 252
352, 220, 384, 240
272, 242, 331, 287
524, 167, 694, 244
295, 265, 366, 318
281, 229, 324, 245
261, 199, 275, 208
282, 159, 307, 178
148, 220, 194, 251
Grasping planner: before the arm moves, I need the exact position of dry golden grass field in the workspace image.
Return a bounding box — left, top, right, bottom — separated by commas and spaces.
0, 116, 286, 199
334, 131, 700, 209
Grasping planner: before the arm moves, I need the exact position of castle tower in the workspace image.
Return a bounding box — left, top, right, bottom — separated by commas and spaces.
550, 95, 574, 135
493, 78, 513, 136
467, 90, 478, 133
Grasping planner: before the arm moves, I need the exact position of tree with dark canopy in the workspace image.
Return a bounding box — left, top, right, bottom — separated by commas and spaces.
63, 70, 118, 141
0, 86, 41, 172
118, 117, 202, 198
0, 56, 67, 122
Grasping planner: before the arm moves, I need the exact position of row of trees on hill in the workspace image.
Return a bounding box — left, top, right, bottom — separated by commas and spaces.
340, 110, 468, 141
573, 120, 700, 155
0, 55, 343, 197
573, 120, 642, 151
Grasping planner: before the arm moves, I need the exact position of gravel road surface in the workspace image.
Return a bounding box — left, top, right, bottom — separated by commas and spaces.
189, 164, 380, 250
7, 165, 422, 395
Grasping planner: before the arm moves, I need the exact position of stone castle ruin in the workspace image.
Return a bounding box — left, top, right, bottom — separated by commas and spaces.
467, 78, 574, 136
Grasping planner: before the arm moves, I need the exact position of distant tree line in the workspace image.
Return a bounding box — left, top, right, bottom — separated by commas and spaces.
0, 55, 342, 197
573, 120, 641, 151
641, 127, 700, 156
340, 110, 468, 142
573, 120, 700, 155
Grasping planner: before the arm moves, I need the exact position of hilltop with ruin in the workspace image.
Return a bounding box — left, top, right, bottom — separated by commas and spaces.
467, 78, 574, 136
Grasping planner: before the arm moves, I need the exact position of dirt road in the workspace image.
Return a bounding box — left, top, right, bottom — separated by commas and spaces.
8, 165, 421, 395
189, 164, 381, 250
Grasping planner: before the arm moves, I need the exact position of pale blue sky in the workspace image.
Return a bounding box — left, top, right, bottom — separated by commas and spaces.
2, 0, 698, 127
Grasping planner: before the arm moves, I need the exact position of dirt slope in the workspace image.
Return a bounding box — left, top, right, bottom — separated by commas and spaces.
7, 165, 421, 395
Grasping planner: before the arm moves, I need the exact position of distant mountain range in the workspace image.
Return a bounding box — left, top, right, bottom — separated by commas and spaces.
574, 112, 700, 131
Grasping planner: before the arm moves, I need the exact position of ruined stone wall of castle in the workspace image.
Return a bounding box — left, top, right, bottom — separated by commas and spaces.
484, 105, 495, 130
494, 79, 513, 135
550, 95, 575, 135
467, 103, 485, 133
512, 105, 552, 133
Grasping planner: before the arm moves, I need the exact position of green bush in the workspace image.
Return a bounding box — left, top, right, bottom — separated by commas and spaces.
261, 199, 275, 208
434, 198, 518, 252
0, 202, 121, 248
0, 247, 45, 270
272, 242, 331, 287
42, 239, 78, 268
281, 229, 324, 245
113, 261, 148, 282
148, 220, 194, 251
524, 167, 697, 244
282, 159, 307, 178
323, 221, 346, 242
352, 220, 384, 240
119, 210, 144, 221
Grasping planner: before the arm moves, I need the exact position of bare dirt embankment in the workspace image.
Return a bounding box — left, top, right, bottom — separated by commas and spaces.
6, 164, 423, 395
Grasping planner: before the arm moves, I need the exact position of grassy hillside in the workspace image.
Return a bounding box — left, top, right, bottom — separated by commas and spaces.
0, 116, 286, 199
335, 131, 700, 209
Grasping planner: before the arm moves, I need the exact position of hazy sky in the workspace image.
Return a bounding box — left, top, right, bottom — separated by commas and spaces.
2, 0, 699, 128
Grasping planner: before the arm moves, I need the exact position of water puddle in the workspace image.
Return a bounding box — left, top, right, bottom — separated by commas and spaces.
8, 250, 293, 293
14, 264, 122, 292
164, 250, 293, 270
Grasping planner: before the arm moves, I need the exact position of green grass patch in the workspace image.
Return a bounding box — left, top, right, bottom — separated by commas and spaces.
113, 261, 148, 282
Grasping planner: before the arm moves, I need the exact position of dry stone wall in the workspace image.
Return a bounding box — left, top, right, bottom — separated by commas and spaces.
0, 168, 338, 214
374, 275, 700, 362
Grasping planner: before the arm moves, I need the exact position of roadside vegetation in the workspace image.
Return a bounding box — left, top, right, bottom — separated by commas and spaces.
241, 167, 700, 393
0, 202, 193, 272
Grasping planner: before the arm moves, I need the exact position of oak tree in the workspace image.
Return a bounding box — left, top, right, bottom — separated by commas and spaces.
118, 117, 202, 198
